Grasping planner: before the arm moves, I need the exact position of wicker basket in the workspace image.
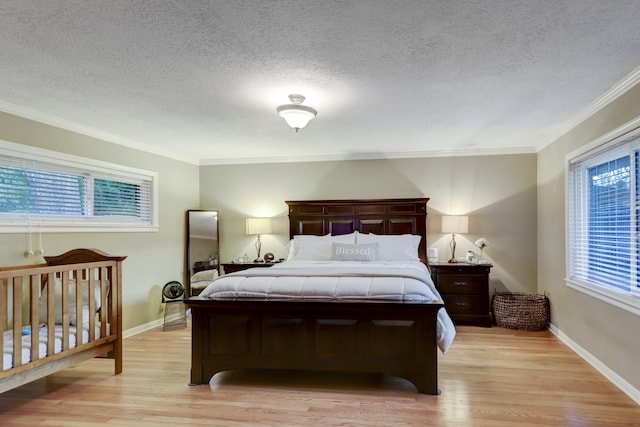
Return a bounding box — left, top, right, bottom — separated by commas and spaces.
492, 292, 549, 331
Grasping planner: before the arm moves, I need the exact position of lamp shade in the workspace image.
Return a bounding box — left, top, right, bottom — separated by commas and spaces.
441, 215, 469, 234
246, 218, 272, 235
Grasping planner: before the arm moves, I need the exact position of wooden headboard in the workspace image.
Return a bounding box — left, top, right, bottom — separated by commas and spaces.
286, 198, 429, 263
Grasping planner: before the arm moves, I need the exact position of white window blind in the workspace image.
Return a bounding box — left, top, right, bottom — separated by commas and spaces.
567, 124, 640, 315
0, 140, 158, 232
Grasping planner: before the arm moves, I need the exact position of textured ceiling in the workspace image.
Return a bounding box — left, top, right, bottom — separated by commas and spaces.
1, 1, 640, 165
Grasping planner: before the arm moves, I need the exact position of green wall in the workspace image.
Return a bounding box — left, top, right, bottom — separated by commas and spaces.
199, 154, 538, 296
538, 82, 640, 393
0, 112, 200, 331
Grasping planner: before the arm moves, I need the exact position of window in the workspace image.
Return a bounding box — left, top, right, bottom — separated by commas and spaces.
0, 140, 158, 233
567, 119, 640, 315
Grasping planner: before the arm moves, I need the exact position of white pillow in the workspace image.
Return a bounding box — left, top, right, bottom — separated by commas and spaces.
39, 278, 106, 326
356, 233, 422, 261
285, 239, 297, 260
331, 242, 378, 261
288, 232, 357, 261
190, 269, 218, 283
285, 233, 330, 260
190, 281, 210, 291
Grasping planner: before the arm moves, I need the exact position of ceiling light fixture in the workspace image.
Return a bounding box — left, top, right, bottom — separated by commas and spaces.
276, 94, 317, 132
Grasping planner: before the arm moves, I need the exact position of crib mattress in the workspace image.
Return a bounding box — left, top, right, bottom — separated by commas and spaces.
2, 324, 106, 371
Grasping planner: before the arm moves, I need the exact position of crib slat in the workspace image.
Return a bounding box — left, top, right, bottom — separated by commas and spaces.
99, 266, 108, 337
88, 268, 96, 341
108, 265, 116, 332
61, 272, 70, 351
46, 272, 55, 356
74, 268, 83, 338
30, 275, 40, 362
12, 277, 22, 368
0, 278, 5, 362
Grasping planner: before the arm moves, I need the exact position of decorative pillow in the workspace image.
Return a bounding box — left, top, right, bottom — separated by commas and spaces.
288, 232, 357, 261
190, 269, 218, 283
38, 278, 106, 326
331, 242, 379, 261
356, 233, 422, 261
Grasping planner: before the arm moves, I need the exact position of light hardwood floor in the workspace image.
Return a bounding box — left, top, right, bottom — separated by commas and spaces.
0, 324, 638, 426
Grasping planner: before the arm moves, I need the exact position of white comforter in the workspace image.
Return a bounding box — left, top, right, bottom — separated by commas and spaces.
200, 260, 456, 353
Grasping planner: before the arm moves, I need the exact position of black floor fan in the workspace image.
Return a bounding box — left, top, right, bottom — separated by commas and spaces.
162, 281, 187, 331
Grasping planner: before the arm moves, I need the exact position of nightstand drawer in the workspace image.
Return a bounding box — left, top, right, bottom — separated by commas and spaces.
437, 275, 486, 294
442, 294, 488, 315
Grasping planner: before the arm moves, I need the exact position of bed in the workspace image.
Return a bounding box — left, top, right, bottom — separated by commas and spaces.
0, 248, 126, 393
186, 198, 454, 394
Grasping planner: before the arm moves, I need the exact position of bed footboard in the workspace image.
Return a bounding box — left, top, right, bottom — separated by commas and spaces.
186, 297, 443, 394
0, 248, 126, 394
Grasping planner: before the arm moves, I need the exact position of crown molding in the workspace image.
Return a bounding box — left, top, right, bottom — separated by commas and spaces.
198, 146, 537, 166
0, 101, 199, 165
535, 65, 640, 152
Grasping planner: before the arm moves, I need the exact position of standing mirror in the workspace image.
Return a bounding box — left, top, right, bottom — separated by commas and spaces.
185, 210, 219, 296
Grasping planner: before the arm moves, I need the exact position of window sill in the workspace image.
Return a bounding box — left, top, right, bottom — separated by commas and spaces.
0, 221, 159, 233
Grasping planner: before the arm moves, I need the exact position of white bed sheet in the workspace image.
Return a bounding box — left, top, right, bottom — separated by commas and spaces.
200, 260, 456, 353
2, 324, 106, 371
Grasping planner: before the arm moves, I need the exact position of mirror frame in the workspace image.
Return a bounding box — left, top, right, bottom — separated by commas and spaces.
185, 209, 220, 297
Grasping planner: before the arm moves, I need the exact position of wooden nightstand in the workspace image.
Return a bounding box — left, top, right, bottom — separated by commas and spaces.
430, 262, 493, 327
222, 262, 276, 274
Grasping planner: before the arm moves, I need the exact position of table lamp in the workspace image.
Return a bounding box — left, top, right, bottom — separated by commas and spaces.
441, 215, 468, 263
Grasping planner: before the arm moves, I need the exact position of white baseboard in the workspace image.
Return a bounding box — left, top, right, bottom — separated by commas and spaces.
549, 323, 640, 405
123, 309, 188, 339
123, 318, 164, 338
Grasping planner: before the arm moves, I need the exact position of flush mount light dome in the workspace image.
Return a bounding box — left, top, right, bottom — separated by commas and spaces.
276, 94, 317, 132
